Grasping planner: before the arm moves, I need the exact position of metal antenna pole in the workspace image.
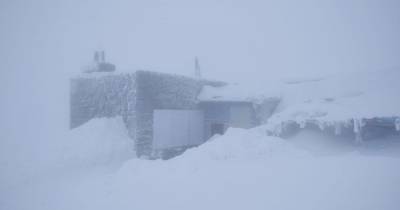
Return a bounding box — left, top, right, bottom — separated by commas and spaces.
195, 56, 201, 79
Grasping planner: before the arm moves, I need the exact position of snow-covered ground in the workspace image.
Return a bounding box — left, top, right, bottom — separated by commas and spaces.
2, 119, 400, 210
0, 117, 134, 210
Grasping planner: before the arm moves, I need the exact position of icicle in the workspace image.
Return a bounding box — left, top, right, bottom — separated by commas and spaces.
334, 122, 342, 136
299, 120, 306, 129
318, 122, 325, 131
353, 119, 360, 133
353, 118, 363, 143
395, 118, 400, 131
276, 123, 283, 136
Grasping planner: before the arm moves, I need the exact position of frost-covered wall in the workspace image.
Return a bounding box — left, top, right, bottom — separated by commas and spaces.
70, 73, 136, 129
134, 71, 224, 157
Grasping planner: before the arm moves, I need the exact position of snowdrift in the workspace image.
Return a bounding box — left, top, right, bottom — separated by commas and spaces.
108, 128, 400, 210
61, 117, 134, 166
180, 127, 309, 160
3, 117, 400, 210
1, 117, 135, 209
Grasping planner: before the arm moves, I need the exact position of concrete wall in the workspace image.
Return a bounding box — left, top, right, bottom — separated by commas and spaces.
134, 71, 224, 157
70, 73, 136, 129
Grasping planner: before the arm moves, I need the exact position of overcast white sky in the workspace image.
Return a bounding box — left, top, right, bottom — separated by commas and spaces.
0, 0, 399, 141
1, 0, 400, 79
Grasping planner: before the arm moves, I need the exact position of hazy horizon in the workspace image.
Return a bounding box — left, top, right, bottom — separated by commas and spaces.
1, 1, 400, 209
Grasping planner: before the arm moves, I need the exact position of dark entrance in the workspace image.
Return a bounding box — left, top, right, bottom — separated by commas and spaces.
211, 123, 225, 136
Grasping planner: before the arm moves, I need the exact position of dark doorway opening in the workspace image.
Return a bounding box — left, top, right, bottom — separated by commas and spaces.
211, 123, 225, 136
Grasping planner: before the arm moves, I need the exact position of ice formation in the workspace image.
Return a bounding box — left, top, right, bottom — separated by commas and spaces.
262, 70, 400, 140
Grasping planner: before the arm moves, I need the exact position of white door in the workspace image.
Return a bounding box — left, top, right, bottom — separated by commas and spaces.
153, 110, 204, 150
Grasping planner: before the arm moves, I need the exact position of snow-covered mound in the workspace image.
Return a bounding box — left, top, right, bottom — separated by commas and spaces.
180, 127, 309, 160
105, 129, 400, 210
0, 117, 135, 206
60, 117, 134, 166
4, 120, 400, 210
266, 69, 400, 134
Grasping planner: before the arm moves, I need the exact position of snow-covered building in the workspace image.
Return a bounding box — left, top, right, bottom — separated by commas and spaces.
263, 70, 400, 143
70, 70, 280, 159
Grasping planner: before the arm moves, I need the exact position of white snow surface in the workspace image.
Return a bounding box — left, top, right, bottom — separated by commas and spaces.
181, 127, 310, 160
2, 121, 400, 210
62, 117, 134, 165
0, 117, 134, 200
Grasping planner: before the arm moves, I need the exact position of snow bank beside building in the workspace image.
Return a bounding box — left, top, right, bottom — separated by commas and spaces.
2, 117, 133, 187
107, 130, 400, 210
180, 127, 309, 160
60, 117, 134, 166
1, 117, 134, 210
3, 121, 400, 210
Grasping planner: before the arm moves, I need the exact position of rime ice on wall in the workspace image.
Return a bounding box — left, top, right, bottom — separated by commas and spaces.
396, 118, 400, 131
264, 116, 399, 142
134, 71, 224, 157
70, 73, 136, 129
70, 70, 224, 158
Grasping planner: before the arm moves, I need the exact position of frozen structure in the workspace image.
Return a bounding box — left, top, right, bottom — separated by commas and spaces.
263, 70, 400, 143
71, 62, 399, 159
266, 116, 400, 143
70, 70, 280, 159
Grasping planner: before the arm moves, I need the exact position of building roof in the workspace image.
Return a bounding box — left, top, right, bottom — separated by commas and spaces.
197, 83, 281, 104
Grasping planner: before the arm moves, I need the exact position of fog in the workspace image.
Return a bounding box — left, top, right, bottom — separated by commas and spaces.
1, 0, 400, 209
2, 0, 399, 136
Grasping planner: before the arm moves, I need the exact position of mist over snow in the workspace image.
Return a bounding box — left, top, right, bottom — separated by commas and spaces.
2, 124, 400, 210
1, 0, 400, 210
